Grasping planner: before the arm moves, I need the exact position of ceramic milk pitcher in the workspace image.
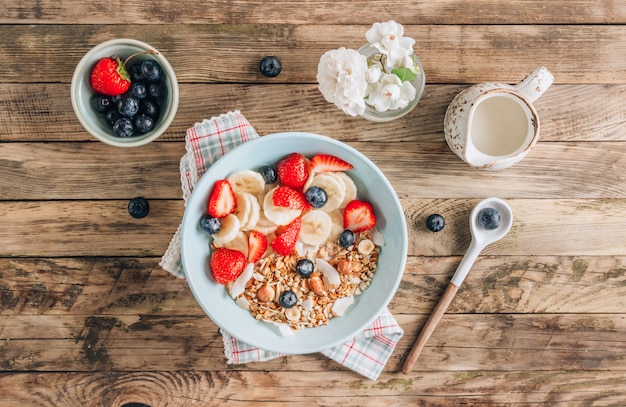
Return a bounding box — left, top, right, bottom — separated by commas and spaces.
443, 66, 554, 170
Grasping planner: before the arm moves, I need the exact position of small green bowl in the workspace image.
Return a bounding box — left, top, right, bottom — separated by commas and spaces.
71, 39, 179, 147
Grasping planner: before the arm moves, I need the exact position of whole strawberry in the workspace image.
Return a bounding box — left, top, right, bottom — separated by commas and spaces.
90, 57, 131, 96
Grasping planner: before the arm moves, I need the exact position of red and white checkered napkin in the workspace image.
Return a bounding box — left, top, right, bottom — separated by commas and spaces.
160, 111, 404, 380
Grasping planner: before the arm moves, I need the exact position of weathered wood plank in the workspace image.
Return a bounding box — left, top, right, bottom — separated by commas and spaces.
2, 0, 626, 25
2, 84, 625, 143
2, 25, 626, 84
0, 370, 624, 406
1, 256, 624, 316
1, 199, 625, 256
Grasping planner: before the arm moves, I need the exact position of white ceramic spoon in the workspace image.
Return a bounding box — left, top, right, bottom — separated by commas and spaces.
402, 197, 513, 374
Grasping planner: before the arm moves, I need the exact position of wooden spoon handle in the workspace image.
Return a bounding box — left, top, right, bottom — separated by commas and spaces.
402, 282, 459, 374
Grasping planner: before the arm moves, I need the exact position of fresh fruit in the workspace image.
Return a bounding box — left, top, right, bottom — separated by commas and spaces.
233, 192, 260, 231
211, 214, 241, 244
89, 57, 131, 96
338, 229, 355, 248
199, 214, 221, 234
310, 154, 353, 173
263, 187, 302, 226
128, 81, 148, 99
117, 95, 140, 117
134, 114, 155, 133
141, 59, 163, 81
208, 179, 237, 218
272, 185, 311, 210
258, 165, 277, 184
295, 258, 314, 278
279, 290, 297, 308
227, 170, 266, 195
270, 217, 301, 255
332, 172, 357, 207
214, 231, 248, 257
112, 117, 134, 137
139, 99, 160, 119
210, 247, 247, 284
148, 81, 166, 100
299, 210, 332, 245
260, 56, 282, 77
306, 173, 345, 212
276, 153, 309, 189
343, 200, 376, 232
247, 230, 268, 264
304, 186, 327, 208
426, 214, 445, 232
91, 95, 113, 113
128, 197, 150, 218
477, 207, 501, 230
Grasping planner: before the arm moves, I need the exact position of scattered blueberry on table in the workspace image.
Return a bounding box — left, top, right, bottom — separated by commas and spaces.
426, 213, 445, 232
260, 56, 282, 77
128, 197, 150, 218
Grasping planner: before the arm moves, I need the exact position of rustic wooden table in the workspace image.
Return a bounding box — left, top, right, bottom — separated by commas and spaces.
1, 1, 626, 405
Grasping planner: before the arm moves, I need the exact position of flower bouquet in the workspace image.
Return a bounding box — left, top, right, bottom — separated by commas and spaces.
317, 20, 425, 122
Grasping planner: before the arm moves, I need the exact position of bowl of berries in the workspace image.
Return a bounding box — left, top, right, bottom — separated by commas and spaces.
180, 132, 408, 354
71, 38, 179, 147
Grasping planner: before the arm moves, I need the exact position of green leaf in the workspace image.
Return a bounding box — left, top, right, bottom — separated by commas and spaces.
392, 67, 417, 83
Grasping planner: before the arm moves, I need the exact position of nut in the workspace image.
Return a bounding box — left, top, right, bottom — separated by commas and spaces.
285, 307, 301, 321
256, 284, 275, 303
336, 259, 353, 275
357, 239, 375, 255
308, 272, 326, 296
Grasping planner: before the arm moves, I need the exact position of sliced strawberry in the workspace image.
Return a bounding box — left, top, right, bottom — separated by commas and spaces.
343, 200, 376, 232
310, 154, 353, 173
247, 230, 268, 264
270, 217, 302, 256
210, 247, 247, 284
272, 185, 311, 210
89, 57, 131, 96
276, 153, 309, 189
208, 179, 237, 218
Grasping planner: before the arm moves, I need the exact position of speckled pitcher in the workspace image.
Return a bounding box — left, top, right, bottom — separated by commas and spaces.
443, 67, 554, 170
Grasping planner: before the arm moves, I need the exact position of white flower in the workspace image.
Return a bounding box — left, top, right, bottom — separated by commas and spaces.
317, 47, 368, 116
365, 67, 381, 83
365, 20, 415, 67
366, 73, 417, 112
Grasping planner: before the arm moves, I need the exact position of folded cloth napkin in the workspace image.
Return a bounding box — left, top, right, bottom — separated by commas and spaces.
160, 111, 404, 380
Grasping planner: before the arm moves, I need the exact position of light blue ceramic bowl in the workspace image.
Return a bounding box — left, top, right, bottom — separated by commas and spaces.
181, 132, 408, 354
70, 38, 179, 147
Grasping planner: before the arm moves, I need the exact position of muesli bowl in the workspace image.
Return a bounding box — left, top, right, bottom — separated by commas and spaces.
180, 132, 407, 354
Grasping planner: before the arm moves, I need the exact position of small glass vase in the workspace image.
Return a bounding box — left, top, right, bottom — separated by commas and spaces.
358, 44, 426, 123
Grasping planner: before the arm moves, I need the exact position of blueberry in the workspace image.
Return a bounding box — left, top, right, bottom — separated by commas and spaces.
128, 197, 150, 218
112, 117, 134, 137
426, 214, 445, 232
295, 258, 314, 278
305, 186, 327, 208
477, 207, 501, 230
338, 229, 355, 248
129, 64, 145, 82
279, 290, 297, 308
147, 81, 166, 101
258, 165, 277, 184
128, 81, 148, 100
260, 56, 282, 77
91, 95, 112, 113
140, 99, 160, 120
199, 214, 221, 234
134, 114, 155, 133
141, 60, 164, 81
118, 96, 140, 117
105, 109, 121, 126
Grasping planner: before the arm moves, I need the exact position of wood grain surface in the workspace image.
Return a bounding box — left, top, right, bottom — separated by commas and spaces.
1, 0, 625, 405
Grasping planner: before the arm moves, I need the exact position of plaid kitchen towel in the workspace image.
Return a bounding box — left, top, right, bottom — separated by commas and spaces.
160, 111, 404, 380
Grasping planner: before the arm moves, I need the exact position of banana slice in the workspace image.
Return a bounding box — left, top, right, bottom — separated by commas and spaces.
233, 192, 252, 230
254, 210, 278, 235
214, 231, 249, 257
243, 193, 261, 231
332, 172, 357, 208
262, 187, 302, 226
307, 173, 345, 212
327, 209, 345, 243
211, 213, 241, 244
300, 210, 332, 245
227, 170, 266, 195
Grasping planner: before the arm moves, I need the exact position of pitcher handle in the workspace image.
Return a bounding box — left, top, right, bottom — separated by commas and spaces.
514, 66, 554, 103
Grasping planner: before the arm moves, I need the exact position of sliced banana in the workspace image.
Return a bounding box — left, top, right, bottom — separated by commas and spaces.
307, 173, 345, 212
327, 209, 345, 243
242, 193, 261, 231
211, 213, 241, 244
227, 170, 266, 195
233, 192, 252, 230
253, 210, 278, 235
332, 172, 357, 208
262, 187, 302, 226
300, 210, 332, 245
214, 231, 249, 257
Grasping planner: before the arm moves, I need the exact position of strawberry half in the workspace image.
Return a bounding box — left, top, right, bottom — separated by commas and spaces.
276, 153, 309, 189
343, 200, 377, 232
208, 179, 237, 218
247, 230, 268, 264
89, 57, 131, 96
272, 185, 311, 210
310, 154, 353, 173
270, 217, 302, 256
210, 247, 247, 284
